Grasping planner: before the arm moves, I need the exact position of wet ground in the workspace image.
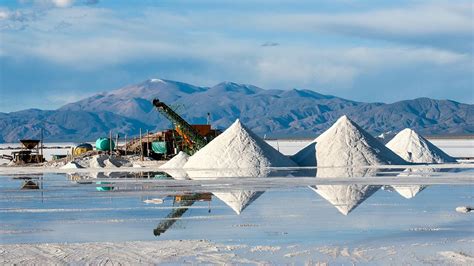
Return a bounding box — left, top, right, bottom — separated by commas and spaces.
1, 167, 473, 264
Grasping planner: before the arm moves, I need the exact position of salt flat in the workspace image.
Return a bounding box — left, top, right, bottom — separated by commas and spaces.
0, 138, 473, 264
1, 170, 473, 264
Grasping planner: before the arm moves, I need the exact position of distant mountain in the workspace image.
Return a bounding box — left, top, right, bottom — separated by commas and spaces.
0, 109, 153, 142
0, 79, 472, 143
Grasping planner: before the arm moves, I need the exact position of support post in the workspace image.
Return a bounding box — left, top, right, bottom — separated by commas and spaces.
139, 128, 143, 161
146, 130, 150, 157
109, 130, 112, 156
115, 133, 119, 156
125, 134, 127, 155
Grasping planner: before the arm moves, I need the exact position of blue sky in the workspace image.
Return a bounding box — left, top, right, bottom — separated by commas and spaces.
0, 0, 472, 112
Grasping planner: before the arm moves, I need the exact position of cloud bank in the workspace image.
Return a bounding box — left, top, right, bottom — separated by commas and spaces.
0, 0, 472, 111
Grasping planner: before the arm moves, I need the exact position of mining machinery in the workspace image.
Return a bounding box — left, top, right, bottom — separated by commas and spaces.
152, 98, 220, 155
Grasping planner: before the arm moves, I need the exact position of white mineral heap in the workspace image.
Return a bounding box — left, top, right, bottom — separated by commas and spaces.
317, 115, 407, 169
159, 151, 190, 180
311, 115, 407, 215
386, 128, 456, 163
184, 119, 296, 214
184, 119, 297, 172
386, 128, 455, 199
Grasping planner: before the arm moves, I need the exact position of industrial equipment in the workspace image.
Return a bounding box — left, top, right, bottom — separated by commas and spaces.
73, 143, 94, 156
10, 140, 44, 164
152, 98, 220, 155
95, 138, 115, 151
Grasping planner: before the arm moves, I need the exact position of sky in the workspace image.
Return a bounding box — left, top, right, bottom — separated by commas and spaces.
0, 0, 472, 112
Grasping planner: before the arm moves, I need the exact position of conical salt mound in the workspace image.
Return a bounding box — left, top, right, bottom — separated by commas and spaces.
316, 115, 407, 167
310, 185, 379, 215
386, 128, 456, 163
159, 151, 190, 180
184, 119, 297, 170
160, 151, 189, 169
291, 142, 317, 166
213, 191, 263, 215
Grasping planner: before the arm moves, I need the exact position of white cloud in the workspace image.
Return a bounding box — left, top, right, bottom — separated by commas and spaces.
0, 9, 9, 20
0, 1, 472, 101
51, 0, 74, 8
20, 0, 75, 8
254, 3, 472, 38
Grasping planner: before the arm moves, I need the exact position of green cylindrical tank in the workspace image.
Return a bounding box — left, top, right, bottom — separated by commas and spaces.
95, 138, 115, 151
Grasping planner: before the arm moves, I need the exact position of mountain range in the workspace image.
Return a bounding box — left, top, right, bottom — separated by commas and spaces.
1, 78, 473, 143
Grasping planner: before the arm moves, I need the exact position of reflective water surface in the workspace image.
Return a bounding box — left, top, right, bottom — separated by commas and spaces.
1, 167, 473, 263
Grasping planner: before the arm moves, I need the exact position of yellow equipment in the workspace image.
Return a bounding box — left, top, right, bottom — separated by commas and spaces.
73, 143, 93, 156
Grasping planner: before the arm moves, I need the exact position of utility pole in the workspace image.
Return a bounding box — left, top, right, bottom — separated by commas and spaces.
139, 128, 143, 161
109, 130, 113, 156
115, 133, 119, 156
146, 130, 150, 157
40, 128, 44, 162
124, 134, 127, 155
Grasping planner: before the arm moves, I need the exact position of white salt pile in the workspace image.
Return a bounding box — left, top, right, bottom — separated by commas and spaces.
310, 185, 379, 215
316, 115, 407, 168
73, 154, 132, 168
213, 191, 263, 215
182, 119, 291, 214
89, 155, 119, 168
386, 128, 456, 163
385, 128, 454, 198
60, 161, 83, 169
184, 119, 296, 171
159, 151, 190, 180
307, 115, 404, 214
160, 151, 189, 169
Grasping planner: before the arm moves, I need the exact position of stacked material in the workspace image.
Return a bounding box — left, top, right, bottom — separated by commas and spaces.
316, 115, 407, 168
67, 154, 133, 169
184, 119, 296, 171
159, 151, 190, 180
386, 128, 456, 163
386, 128, 455, 199
310, 115, 407, 215
67, 155, 132, 180
60, 161, 83, 169
184, 119, 295, 214
160, 151, 189, 168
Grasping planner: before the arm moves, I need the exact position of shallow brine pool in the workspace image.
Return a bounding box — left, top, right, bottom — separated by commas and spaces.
0, 168, 473, 264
